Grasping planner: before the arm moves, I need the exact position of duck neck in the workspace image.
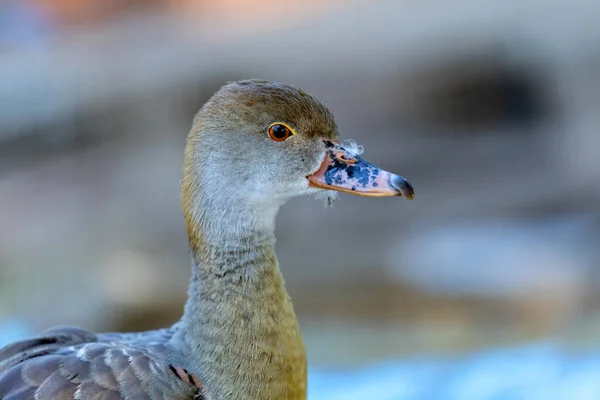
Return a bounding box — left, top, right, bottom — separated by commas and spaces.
175, 201, 307, 400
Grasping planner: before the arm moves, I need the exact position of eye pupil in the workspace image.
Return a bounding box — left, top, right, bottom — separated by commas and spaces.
273, 125, 287, 138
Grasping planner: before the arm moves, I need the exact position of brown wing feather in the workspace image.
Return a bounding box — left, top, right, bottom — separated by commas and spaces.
0, 326, 203, 400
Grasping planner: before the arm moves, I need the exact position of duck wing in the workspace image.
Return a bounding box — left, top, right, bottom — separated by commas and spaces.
0, 326, 204, 400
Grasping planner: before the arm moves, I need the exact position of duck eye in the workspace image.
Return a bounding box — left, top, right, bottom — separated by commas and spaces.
268, 123, 295, 142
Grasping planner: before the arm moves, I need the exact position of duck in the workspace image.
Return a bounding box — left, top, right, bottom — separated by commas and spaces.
0, 79, 414, 400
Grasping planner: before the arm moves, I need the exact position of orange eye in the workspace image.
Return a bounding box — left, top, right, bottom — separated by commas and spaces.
268, 123, 295, 142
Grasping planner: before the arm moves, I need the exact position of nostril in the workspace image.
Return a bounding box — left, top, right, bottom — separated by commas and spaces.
336, 153, 357, 164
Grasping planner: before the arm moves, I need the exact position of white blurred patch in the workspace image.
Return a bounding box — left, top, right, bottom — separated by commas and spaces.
315, 189, 338, 207
383, 217, 594, 300
342, 139, 364, 156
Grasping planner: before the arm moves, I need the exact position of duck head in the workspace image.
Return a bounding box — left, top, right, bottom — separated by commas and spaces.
182, 80, 414, 236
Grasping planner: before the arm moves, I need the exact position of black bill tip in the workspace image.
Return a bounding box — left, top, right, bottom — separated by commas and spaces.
390, 175, 415, 200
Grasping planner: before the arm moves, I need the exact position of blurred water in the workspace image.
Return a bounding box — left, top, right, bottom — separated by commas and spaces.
310, 343, 600, 400
2, 319, 600, 400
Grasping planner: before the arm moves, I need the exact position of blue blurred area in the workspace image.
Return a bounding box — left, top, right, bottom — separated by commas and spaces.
310, 343, 600, 400
0, 319, 32, 348
0, 0, 51, 48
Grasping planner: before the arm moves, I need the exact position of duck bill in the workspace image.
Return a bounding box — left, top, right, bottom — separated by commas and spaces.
307, 141, 415, 199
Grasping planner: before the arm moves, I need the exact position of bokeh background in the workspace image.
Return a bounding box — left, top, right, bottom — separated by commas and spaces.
2, 0, 600, 398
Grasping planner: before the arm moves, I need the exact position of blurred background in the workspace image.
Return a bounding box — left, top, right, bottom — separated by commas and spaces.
2, 0, 600, 398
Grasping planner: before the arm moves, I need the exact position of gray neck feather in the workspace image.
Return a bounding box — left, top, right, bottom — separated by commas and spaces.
171, 194, 306, 399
